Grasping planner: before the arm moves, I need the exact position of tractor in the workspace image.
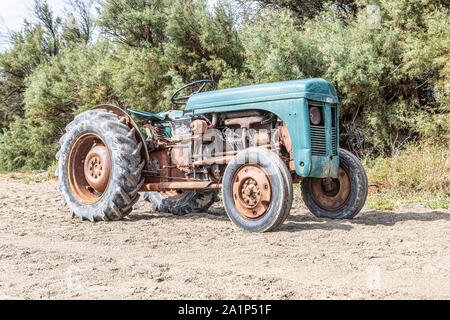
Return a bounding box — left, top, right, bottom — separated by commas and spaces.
56, 78, 368, 232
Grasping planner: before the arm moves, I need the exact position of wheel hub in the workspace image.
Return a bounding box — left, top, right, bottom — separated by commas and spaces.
309, 167, 351, 211
240, 178, 261, 208
84, 145, 111, 193
232, 165, 272, 220
67, 133, 111, 204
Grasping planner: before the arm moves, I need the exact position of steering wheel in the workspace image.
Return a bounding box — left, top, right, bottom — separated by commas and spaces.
171, 80, 218, 106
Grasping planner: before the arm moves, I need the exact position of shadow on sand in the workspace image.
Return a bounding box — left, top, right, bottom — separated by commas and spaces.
279, 209, 449, 232
125, 206, 449, 232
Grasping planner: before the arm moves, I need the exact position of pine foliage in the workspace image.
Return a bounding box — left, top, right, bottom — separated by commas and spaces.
0, 0, 448, 171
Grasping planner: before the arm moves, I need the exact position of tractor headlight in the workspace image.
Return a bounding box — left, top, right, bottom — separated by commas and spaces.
309, 107, 321, 125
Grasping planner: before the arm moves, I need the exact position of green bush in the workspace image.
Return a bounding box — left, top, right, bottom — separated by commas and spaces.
0, 42, 115, 172
0, 117, 56, 171
425, 198, 450, 210
365, 144, 449, 210
367, 193, 398, 211
365, 144, 449, 199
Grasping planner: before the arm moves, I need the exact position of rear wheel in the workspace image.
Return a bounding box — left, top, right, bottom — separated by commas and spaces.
143, 190, 218, 216
56, 109, 145, 221
222, 148, 293, 232
301, 148, 368, 219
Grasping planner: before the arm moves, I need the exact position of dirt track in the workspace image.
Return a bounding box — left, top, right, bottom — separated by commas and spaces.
0, 174, 448, 300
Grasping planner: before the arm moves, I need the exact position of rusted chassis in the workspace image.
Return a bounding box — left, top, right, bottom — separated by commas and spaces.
93, 105, 300, 193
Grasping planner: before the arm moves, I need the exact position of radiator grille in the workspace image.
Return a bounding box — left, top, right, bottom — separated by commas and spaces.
310, 125, 327, 156
308, 101, 339, 156
332, 126, 337, 155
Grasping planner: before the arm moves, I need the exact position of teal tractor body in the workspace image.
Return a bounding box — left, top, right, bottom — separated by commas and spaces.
185, 78, 340, 179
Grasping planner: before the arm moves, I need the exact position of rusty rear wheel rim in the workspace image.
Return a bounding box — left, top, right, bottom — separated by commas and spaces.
232, 164, 272, 220
67, 133, 111, 205
309, 167, 351, 211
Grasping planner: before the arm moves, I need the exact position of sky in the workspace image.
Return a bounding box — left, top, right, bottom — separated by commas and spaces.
0, 0, 66, 32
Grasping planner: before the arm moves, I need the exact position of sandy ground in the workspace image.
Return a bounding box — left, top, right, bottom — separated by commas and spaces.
0, 174, 448, 300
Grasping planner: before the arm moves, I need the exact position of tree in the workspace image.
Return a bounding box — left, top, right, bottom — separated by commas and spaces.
235, 0, 359, 23
97, 0, 170, 48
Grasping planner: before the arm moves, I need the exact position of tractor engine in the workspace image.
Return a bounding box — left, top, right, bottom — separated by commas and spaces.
142, 111, 290, 187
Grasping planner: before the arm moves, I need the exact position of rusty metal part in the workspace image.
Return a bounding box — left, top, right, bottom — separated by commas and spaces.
211, 164, 222, 181
207, 113, 218, 129
142, 170, 211, 182
224, 116, 265, 129
140, 181, 221, 192
291, 174, 304, 184
192, 144, 272, 159
279, 123, 293, 158
84, 145, 111, 193
242, 127, 248, 149
67, 133, 111, 204
192, 155, 235, 166
149, 149, 188, 181
232, 164, 272, 220
309, 167, 351, 211
172, 145, 190, 167
166, 134, 209, 144
251, 131, 270, 146
144, 124, 158, 151
190, 119, 208, 134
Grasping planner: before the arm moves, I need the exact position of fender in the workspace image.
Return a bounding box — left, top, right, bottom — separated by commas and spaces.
92, 104, 149, 166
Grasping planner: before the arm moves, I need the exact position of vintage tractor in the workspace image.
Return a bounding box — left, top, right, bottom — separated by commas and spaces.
56, 78, 368, 232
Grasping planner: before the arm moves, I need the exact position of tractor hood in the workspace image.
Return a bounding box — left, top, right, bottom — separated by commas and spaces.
186, 78, 338, 111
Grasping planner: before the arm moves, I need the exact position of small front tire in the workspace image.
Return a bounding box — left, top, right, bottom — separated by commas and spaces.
301, 148, 368, 219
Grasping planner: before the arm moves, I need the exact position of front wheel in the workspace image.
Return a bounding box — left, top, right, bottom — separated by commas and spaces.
301, 148, 368, 219
222, 148, 293, 233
